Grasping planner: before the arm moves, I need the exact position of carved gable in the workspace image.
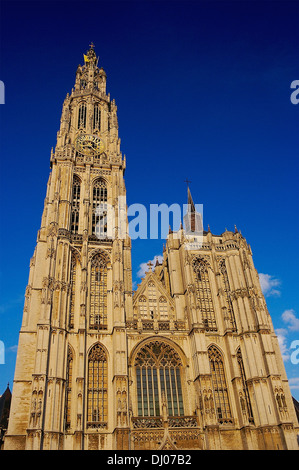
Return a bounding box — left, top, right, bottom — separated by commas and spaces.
133, 272, 174, 321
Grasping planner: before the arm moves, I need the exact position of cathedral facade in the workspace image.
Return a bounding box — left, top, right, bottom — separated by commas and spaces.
4, 45, 298, 450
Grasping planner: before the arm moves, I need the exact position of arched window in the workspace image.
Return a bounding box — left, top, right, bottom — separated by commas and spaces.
219, 259, 236, 331
65, 347, 73, 430
80, 79, 87, 90
92, 179, 107, 238
78, 103, 87, 128
236, 348, 254, 424
71, 175, 81, 234
90, 255, 107, 330
69, 255, 77, 329
193, 258, 217, 330
87, 343, 108, 427
93, 103, 101, 130
134, 341, 184, 417
208, 346, 232, 423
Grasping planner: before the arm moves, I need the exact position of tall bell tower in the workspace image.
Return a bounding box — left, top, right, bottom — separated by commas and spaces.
5, 44, 133, 450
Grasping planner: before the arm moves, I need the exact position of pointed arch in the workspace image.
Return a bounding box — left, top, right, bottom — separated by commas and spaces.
193, 256, 216, 330
91, 177, 108, 237
64, 345, 74, 430
71, 175, 81, 234
133, 339, 185, 418
87, 343, 108, 428
93, 102, 101, 130
88, 248, 111, 266
219, 258, 237, 331
78, 102, 87, 128
68, 253, 78, 329
208, 345, 232, 423
89, 254, 108, 330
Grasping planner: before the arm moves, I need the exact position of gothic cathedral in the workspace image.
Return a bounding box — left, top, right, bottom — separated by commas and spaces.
4, 45, 298, 450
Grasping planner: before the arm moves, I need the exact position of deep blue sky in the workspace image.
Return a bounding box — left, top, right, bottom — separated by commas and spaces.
0, 1, 299, 399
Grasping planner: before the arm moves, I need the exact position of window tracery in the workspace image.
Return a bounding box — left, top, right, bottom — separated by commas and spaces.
90, 255, 107, 330
69, 255, 77, 329
193, 257, 217, 330
93, 103, 101, 130
138, 296, 147, 319
92, 179, 107, 237
71, 175, 81, 234
219, 258, 237, 331
87, 343, 108, 427
208, 345, 232, 423
134, 341, 184, 418
65, 347, 73, 430
78, 103, 87, 128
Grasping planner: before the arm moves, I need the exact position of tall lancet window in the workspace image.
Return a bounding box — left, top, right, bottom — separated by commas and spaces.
219, 259, 237, 331
64, 347, 73, 430
92, 178, 107, 238
93, 103, 101, 130
87, 343, 108, 428
208, 346, 232, 423
69, 255, 77, 329
90, 255, 108, 330
134, 341, 184, 418
71, 176, 81, 234
78, 103, 87, 129
193, 257, 217, 330
237, 348, 254, 424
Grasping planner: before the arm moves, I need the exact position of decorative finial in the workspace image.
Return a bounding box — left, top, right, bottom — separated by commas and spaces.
147, 260, 153, 271
83, 43, 98, 67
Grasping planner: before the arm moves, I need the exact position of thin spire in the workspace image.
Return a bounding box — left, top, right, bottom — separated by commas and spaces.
187, 186, 196, 213
185, 178, 195, 213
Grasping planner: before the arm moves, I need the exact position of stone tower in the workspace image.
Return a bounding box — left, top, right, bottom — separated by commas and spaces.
4, 45, 298, 450
5, 44, 132, 450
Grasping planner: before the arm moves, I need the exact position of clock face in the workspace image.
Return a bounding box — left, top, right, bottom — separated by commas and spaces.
75, 134, 104, 156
